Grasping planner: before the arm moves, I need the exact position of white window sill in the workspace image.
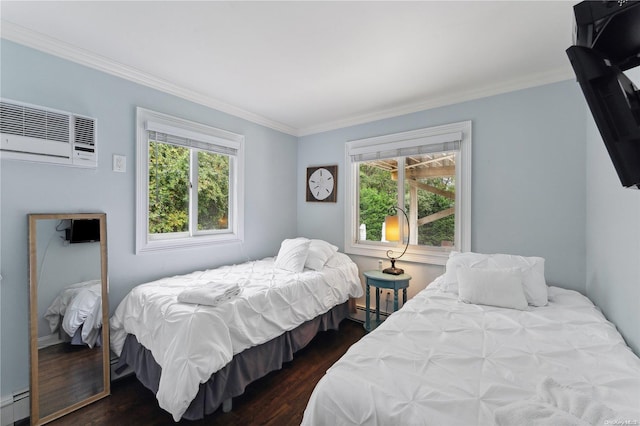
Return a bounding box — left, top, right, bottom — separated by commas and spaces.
137, 233, 242, 254
345, 242, 451, 266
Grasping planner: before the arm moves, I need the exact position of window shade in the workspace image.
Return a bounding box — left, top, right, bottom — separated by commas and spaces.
349, 131, 461, 162
147, 131, 237, 156
146, 120, 239, 156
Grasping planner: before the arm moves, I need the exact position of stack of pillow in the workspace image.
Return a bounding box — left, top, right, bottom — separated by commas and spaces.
443, 251, 548, 310
274, 237, 339, 272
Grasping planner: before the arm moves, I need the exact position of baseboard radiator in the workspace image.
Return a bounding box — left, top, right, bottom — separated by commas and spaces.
0, 390, 29, 426
350, 304, 391, 323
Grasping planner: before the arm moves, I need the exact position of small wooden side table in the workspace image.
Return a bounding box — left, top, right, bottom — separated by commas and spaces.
363, 270, 411, 332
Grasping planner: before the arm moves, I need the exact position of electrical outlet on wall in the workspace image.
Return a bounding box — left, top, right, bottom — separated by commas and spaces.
384, 291, 392, 313
113, 154, 126, 173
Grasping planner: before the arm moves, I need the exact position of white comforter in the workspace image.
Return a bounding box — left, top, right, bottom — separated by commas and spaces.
44, 279, 102, 348
110, 253, 362, 421
303, 276, 640, 426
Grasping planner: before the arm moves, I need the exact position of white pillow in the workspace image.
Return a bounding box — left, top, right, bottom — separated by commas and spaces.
487, 254, 547, 307
444, 251, 548, 306
274, 238, 311, 272
457, 267, 528, 310
444, 251, 489, 291
304, 239, 339, 271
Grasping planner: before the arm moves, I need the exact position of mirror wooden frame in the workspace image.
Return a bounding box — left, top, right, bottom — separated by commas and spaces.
28, 213, 110, 425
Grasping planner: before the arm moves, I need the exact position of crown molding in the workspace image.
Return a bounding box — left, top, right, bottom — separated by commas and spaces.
298, 67, 575, 136
2, 20, 575, 139
0, 21, 298, 136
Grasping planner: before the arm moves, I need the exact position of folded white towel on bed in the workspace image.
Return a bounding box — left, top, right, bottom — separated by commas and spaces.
495, 377, 616, 426
177, 282, 242, 307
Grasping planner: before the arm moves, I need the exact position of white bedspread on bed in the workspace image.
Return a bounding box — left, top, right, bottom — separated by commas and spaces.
109, 252, 363, 421
44, 279, 102, 347
302, 276, 640, 426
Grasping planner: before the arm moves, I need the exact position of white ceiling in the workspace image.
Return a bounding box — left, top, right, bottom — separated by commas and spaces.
0, 1, 576, 136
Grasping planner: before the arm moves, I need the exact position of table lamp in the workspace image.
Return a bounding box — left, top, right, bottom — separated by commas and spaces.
383, 206, 409, 275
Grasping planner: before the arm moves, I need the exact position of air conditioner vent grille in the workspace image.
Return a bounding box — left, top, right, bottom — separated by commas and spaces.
0, 102, 25, 136
74, 116, 95, 146
44, 110, 69, 143
0, 102, 70, 143
23, 107, 47, 140
1, 99, 97, 168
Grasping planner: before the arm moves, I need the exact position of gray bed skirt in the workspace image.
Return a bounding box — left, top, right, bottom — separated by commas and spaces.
115, 301, 350, 420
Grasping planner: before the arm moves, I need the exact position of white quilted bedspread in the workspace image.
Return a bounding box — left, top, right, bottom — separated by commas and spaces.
44, 279, 103, 347
110, 253, 362, 421
302, 277, 640, 426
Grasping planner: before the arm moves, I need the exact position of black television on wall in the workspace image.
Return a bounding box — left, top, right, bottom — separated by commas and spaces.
66, 219, 101, 243
566, 0, 640, 189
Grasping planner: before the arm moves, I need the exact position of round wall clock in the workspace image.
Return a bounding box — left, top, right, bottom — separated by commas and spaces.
306, 165, 337, 202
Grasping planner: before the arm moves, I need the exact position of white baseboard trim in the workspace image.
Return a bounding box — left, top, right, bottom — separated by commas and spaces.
38, 333, 63, 349
0, 390, 29, 426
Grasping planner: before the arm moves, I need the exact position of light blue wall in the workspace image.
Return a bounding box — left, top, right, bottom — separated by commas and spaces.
585, 67, 640, 355
0, 40, 298, 397
298, 80, 587, 300
2, 36, 638, 402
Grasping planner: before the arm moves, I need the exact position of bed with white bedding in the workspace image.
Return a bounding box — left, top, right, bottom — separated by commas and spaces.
110, 239, 363, 422
44, 279, 103, 347
303, 252, 640, 426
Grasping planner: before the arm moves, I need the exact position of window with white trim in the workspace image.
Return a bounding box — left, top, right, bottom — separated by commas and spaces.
344, 121, 471, 265
136, 108, 244, 253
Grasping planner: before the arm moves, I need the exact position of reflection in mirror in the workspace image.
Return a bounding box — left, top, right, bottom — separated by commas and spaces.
29, 213, 109, 425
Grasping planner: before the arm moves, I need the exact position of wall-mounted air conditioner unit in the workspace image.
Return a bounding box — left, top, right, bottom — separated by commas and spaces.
0, 99, 97, 168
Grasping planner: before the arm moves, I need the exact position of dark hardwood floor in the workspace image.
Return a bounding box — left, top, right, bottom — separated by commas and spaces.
38, 343, 104, 418
35, 319, 365, 426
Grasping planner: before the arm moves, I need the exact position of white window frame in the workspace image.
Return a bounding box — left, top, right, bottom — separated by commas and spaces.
135, 107, 244, 253
344, 120, 471, 266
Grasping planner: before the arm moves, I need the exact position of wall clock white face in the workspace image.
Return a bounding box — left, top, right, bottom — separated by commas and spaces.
306, 166, 337, 202
308, 167, 334, 200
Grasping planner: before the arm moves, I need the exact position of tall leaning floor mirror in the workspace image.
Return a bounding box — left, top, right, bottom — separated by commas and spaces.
28, 213, 110, 425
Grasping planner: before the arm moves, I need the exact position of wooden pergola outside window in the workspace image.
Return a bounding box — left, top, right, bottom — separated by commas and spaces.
368, 151, 456, 246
